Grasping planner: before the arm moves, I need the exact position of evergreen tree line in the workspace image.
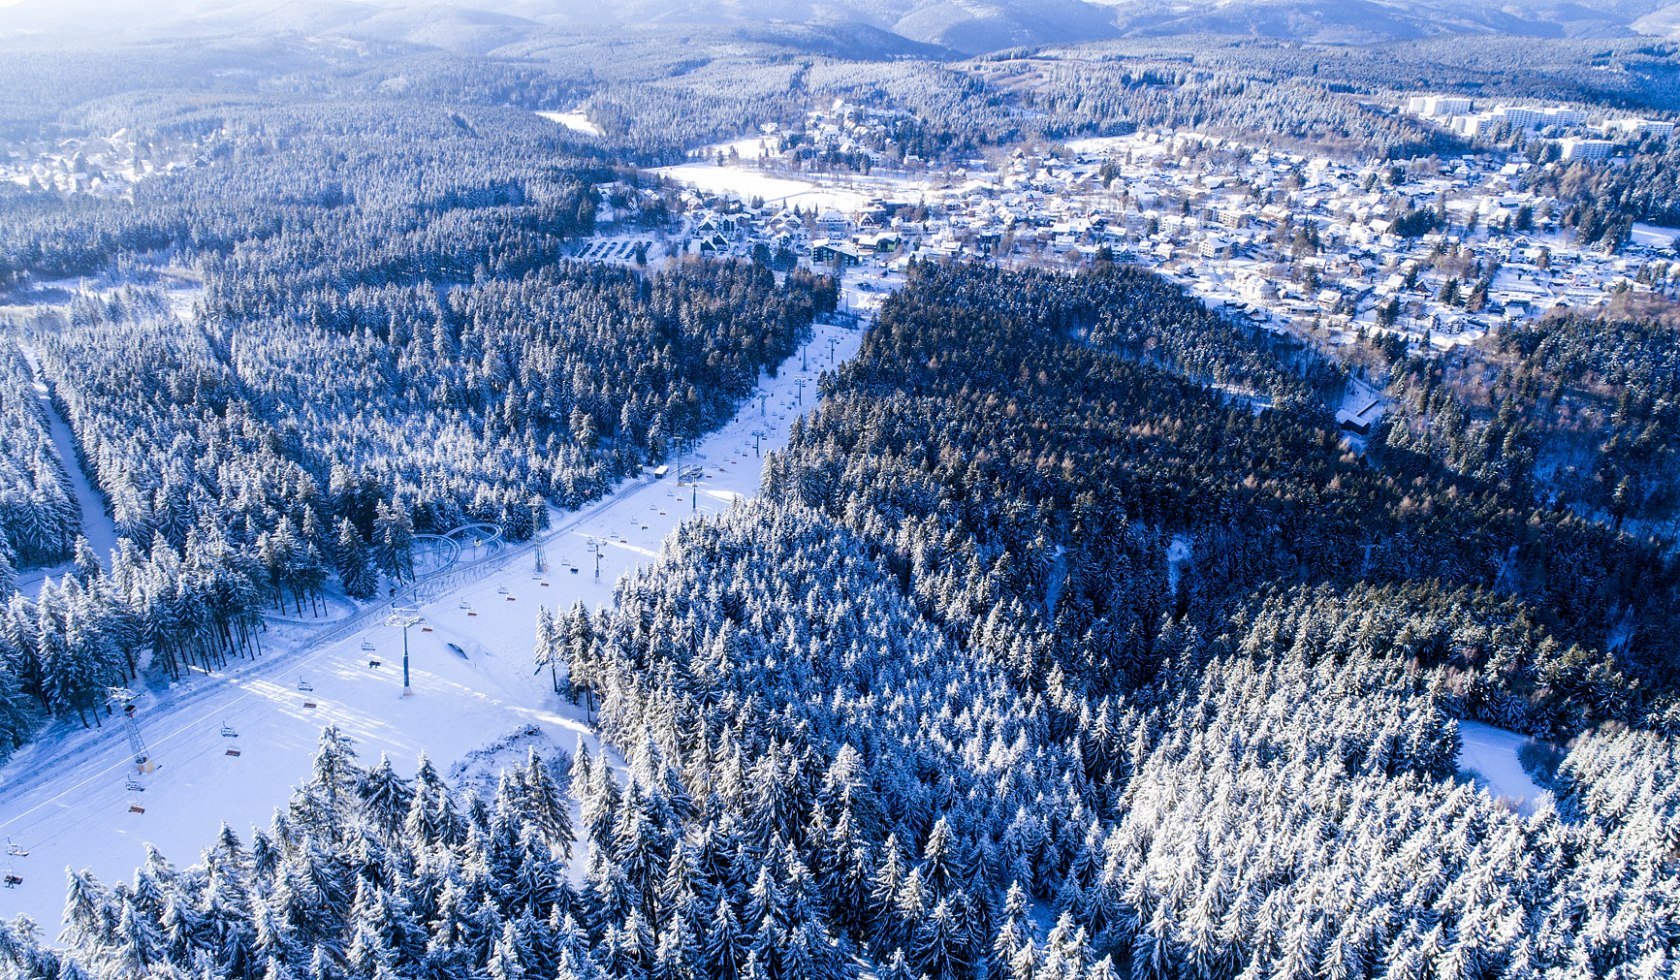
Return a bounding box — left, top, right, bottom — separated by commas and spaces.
8, 252, 1680, 980
1377, 293, 1680, 530
1523, 144, 1680, 242
0, 340, 81, 570
210, 259, 834, 525
0, 527, 266, 758
763, 261, 1675, 724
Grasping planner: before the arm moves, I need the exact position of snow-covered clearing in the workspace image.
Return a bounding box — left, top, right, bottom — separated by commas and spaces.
1064, 133, 1171, 162
1166, 534, 1192, 595
1631, 222, 1680, 251
0, 317, 865, 936
651, 142, 950, 212
651, 161, 872, 211
534, 109, 601, 137
1456, 720, 1549, 816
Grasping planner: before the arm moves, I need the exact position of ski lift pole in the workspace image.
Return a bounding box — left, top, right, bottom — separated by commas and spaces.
384, 606, 424, 697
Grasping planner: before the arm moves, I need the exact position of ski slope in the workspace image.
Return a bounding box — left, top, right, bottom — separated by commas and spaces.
0, 317, 866, 937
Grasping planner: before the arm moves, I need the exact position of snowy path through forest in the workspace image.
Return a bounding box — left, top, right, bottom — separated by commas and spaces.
12, 343, 121, 598
0, 315, 868, 937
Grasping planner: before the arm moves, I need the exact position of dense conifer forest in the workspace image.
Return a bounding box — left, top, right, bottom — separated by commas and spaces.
12, 263, 1678, 980
1, 13, 1678, 979
1379, 294, 1680, 530
0, 71, 834, 760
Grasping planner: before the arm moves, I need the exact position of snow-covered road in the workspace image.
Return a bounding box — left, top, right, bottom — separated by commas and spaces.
0, 317, 866, 936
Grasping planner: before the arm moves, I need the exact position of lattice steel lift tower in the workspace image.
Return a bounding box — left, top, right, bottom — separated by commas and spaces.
108, 687, 156, 773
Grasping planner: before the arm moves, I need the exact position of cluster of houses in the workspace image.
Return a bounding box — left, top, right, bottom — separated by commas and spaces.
0, 128, 201, 198
648, 124, 1680, 361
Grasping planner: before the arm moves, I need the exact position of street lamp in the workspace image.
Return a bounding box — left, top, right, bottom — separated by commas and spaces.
384, 606, 424, 697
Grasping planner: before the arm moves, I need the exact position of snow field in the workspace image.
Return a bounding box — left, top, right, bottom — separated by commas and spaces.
1455, 719, 1549, 815
650, 148, 949, 213
0, 318, 865, 936
1631, 222, 1680, 251
535, 110, 602, 137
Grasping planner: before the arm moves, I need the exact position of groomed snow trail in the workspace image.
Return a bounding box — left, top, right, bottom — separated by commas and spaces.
0, 317, 866, 936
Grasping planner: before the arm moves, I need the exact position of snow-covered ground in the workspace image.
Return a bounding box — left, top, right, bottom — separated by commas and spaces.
1456, 720, 1549, 816
651, 161, 873, 212
534, 109, 602, 137
0, 317, 865, 936
650, 138, 958, 213
1166, 534, 1192, 595
1631, 222, 1680, 252
1064, 133, 1172, 162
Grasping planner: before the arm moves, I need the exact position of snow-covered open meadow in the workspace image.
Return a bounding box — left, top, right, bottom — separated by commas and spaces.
649, 139, 965, 213
535, 109, 602, 137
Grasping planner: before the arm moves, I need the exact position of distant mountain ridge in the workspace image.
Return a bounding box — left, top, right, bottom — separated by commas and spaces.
2, 0, 1676, 53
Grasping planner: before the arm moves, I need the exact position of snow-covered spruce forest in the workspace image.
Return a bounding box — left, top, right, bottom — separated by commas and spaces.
6, 263, 1678, 979
0, 255, 829, 749
0, 342, 82, 575
0, 90, 835, 758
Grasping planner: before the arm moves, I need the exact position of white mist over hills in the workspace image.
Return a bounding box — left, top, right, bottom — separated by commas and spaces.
1, 0, 1676, 53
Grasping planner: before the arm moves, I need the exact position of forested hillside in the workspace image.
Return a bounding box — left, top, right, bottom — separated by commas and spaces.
0, 342, 80, 572
12, 263, 1678, 980
0, 75, 834, 761
1, 8, 1678, 976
